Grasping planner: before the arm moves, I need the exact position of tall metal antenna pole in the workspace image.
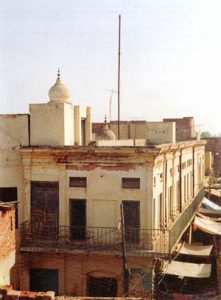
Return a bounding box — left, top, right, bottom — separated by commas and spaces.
106, 89, 116, 122
118, 14, 121, 140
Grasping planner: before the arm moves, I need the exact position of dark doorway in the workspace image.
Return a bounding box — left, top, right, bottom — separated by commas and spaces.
122, 201, 140, 243
87, 276, 117, 297
70, 199, 86, 240
31, 181, 59, 239
30, 268, 58, 295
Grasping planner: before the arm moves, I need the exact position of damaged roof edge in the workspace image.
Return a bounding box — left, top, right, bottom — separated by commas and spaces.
20, 139, 206, 154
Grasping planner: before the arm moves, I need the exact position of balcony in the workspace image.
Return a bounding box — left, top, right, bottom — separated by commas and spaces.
20, 187, 204, 257
20, 223, 170, 256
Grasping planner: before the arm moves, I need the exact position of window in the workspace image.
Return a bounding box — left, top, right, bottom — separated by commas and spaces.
0, 187, 17, 201
69, 177, 87, 187
187, 159, 192, 167
122, 178, 140, 189
0, 187, 18, 228
30, 269, 59, 295
159, 193, 163, 228
181, 162, 186, 170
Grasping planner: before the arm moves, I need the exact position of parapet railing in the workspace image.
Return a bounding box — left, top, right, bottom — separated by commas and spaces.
20, 223, 170, 257
20, 188, 204, 257
168, 186, 204, 253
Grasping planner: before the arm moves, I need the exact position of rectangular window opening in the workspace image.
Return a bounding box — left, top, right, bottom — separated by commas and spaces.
122, 178, 140, 189
0, 187, 18, 228
69, 177, 87, 188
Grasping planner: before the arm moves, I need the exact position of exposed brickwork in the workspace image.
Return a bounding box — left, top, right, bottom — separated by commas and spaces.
17, 252, 153, 297
205, 137, 221, 177
0, 206, 15, 261
0, 286, 146, 300
163, 117, 197, 141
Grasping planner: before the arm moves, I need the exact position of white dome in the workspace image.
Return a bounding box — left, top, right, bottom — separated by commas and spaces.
99, 117, 116, 140
49, 70, 70, 103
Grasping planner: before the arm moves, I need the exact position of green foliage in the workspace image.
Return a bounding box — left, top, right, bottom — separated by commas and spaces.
201, 131, 211, 138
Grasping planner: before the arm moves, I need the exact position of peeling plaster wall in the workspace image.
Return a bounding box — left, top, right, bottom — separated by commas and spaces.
0, 114, 29, 224
106, 121, 175, 144
21, 149, 154, 230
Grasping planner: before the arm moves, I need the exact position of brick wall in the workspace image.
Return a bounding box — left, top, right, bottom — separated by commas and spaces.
18, 252, 153, 297
0, 205, 16, 284
205, 137, 221, 177
0, 286, 146, 300
163, 117, 197, 141
0, 206, 15, 261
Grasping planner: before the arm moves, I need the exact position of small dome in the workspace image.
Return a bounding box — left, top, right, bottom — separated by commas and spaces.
49, 69, 70, 103
99, 116, 116, 140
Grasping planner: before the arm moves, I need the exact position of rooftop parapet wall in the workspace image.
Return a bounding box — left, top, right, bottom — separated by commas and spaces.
0, 114, 29, 148
163, 117, 197, 141
145, 122, 175, 145
93, 121, 176, 145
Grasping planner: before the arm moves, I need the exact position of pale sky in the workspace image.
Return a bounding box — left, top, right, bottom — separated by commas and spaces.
1, 0, 221, 134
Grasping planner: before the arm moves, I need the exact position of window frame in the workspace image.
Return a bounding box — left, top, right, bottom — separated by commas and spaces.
69, 177, 87, 188
122, 178, 140, 189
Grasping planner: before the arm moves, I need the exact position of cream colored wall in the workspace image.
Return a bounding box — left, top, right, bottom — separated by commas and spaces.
21, 152, 153, 230
152, 144, 205, 230
110, 122, 148, 139
21, 143, 205, 233
109, 121, 175, 144
146, 122, 176, 144
173, 154, 180, 214
74, 106, 81, 145
86, 107, 92, 145
30, 102, 91, 146
64, 104, 74, 145
74, 106, 92, 145
180, 148, 194, 210
153, 159, 163, 229
110, 122, 132, 139
205, 151, 213, 175
0, 114, 29, 224
194, 145, 205, 195
153, 152, 178, 229
30, 103, 66, 146
66, 166, 152, 229
30, 102, 80, 146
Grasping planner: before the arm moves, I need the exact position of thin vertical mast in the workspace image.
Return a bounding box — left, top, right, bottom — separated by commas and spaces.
118, 14, 121, 140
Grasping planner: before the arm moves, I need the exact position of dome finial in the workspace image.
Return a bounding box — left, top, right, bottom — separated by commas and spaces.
99, 116, 116, 140
57, 68, 60, 80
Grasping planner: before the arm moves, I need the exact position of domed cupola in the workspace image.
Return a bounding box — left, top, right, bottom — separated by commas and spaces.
49, 69, 70, 103
100, 116, 116, 140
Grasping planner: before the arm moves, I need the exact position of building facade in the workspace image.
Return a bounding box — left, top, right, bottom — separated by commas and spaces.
163, 117, 197, 141
0, 73, 205, 297
17, 140, 205, 296
93, 120, 176, 145
93, 116, 198, 144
